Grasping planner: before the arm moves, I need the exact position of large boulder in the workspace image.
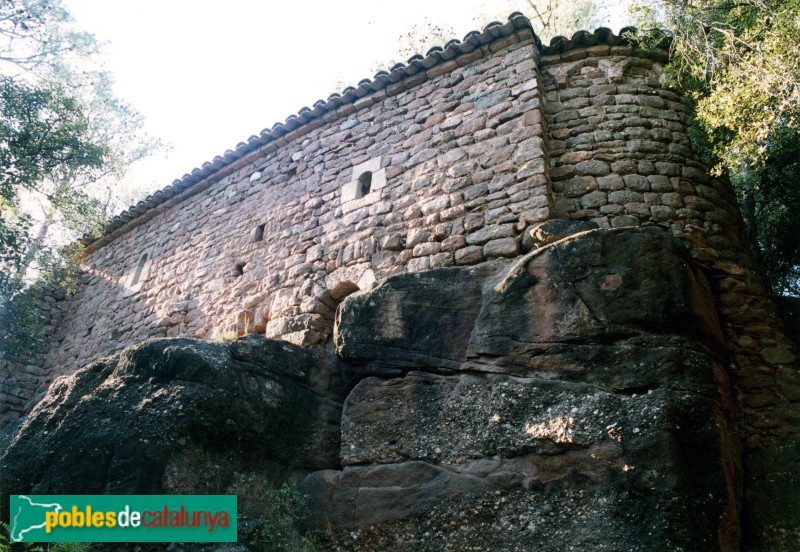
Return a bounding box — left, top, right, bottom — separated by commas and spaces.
309, 228, 741, 551
0, 336, 345, 521
336, 228, 725, 381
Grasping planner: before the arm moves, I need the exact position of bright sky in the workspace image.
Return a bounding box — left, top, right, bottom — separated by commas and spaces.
64, 0, 632, 199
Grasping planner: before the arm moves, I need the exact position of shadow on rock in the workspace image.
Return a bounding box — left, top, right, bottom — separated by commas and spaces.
0, 335, 346, 523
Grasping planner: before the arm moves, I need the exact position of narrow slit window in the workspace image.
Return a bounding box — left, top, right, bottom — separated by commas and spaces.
254, 223, 265, 242
356, 171, 372, 199
131, 253, 148, 286
123, 247, 154, 297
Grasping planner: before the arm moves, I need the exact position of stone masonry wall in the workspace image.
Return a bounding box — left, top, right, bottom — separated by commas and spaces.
0, 285, 66, 427
537, 42, 799, 452
4, 17, 797, 475
36, 26, 551, 398
534, 36, 800, 546
2, 15, 799, 547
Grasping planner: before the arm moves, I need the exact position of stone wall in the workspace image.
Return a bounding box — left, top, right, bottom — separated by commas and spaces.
534, 40, 798, 452
4, 15, 798, 466
36, 21, 549, 391
2, 13, 799, 548
0, 285, 67, 427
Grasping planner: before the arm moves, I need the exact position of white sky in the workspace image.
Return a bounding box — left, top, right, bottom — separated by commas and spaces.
64, 1, 632, 200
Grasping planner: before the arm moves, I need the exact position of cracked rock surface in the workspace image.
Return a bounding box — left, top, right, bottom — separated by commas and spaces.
1, 229, 748, 550
308, 228, 740, 550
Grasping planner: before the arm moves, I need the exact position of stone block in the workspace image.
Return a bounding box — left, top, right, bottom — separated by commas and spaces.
466, 223, 515, 245
611, 215, 640, 227
609, 190, 644, 204
429, 252, 455, 268
483, 237, 518, 258
455, 245, 484, 265
596, 175, 624, 191
648, 174, 673, 192
623, 174, 650, 191
550, 165, 576, 181
576, 159, 611, 176
412, 242, 441, 257
625, 202, 651, 217
406, 228, 430, 248
563, 176, 597, 197
650, 205, 676, 221
661, 193, 682, 208
441, 234, 466, 252
580, 191, 608, 209
761, 347, 796, 365
407, 256, 431, 272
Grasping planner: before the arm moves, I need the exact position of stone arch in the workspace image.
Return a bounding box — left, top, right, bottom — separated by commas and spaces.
309, 281, 359, 342
311, 264, 379, 344
230, 267, 378, 347
329, 280, 361, 303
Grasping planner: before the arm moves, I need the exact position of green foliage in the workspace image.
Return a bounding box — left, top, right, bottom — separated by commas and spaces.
227, 475, 317, 552
520, 0, 600, 41
633, 0, 800, 168
0, 0, 98, 75
630, 0, 800, 294
214, 331, 239, 342
0, 75, 97, 355
0, 522, 94, 551
735, 128, 800, 295
0, 0, 159, 356
48, 545, 94, 552
0, 283, 47, 358
0, 76, 108, 202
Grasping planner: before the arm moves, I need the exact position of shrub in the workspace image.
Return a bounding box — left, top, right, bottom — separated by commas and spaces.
227, 475, 316, 552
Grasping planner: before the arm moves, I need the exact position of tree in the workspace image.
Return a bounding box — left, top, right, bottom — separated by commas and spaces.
394, 19, 459, 63
475, 0, 602, 42
0, 76, 107, 210
630, 0, 800, 295
364, 0, 602, 77
0, 0, 157, 354
520, 0, 601, 41
735, 128, 800, 295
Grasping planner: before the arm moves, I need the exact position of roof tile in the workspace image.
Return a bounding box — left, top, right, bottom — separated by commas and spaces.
82, 13, 655, 248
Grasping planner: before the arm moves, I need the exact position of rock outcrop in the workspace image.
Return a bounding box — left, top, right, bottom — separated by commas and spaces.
1, 337, 346, 507
1, 228, 793, 550
312, 227, 740, 550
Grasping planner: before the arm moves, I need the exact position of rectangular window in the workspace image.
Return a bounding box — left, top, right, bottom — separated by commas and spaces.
254, 224, 265, 242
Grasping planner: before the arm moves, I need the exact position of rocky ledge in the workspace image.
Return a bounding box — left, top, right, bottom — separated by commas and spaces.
3, 228, 791, 550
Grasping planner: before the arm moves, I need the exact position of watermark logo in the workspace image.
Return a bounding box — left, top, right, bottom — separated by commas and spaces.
9, 495, 237, 543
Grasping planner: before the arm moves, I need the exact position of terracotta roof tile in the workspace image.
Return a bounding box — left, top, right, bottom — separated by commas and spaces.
83, 13, 652, 250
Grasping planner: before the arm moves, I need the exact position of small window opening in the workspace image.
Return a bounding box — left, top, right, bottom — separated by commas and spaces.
131, 253, 148, 286
356, 171, 372, 199
254, 223, 265, 242
235, 262, 246, 277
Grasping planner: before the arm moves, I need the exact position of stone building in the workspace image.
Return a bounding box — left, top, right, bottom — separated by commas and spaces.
1, 12, 799, 549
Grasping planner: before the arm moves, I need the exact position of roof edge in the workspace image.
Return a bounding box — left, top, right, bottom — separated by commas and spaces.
82, 16, 659, 251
